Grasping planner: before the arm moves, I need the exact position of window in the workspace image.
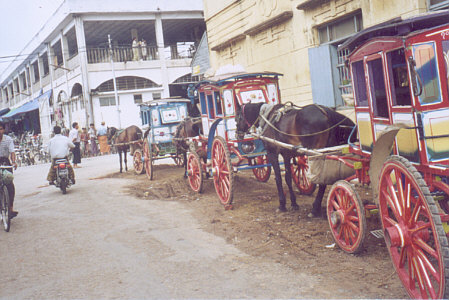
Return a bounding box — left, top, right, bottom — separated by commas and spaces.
413, 42, 441, 105
134, 94, 143, 104
207, 94, 215, 119
95, 76, 161, 93
99, 96, 117, 107
318, 13, 363, 44
352, 60, 368, 107
367, 58, 389, 118
199, 92, 207, 114
214, 91, 223, 116
52, 41, 63, 66
20, 72, 27, 91
387, 49, 411, 106
152, 92, 161, 100
32, 61, 40, 83
42, 52, 49, 76
65, 27, 78, 58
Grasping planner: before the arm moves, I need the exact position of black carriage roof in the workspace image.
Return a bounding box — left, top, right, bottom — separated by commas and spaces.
339, 9, 449, 53
197, 71, 283, 87
139, 97, 190, 107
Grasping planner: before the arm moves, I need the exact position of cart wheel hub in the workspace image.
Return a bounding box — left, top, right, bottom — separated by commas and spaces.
385, 224, 408, 248
330, 210, 344, 226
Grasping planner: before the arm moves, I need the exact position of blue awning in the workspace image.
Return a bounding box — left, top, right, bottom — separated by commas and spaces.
2, 90, 52, 121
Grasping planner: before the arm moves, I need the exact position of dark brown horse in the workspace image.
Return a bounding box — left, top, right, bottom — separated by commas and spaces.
173, 117, 203, 177
236, 103, 355, 215
107, 125, 142, 173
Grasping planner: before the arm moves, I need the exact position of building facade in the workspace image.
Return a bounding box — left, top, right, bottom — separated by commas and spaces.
203, 0, 448, 107
0, 0, 205, 140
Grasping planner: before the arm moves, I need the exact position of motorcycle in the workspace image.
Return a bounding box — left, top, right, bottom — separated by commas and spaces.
54, 158, 71, 194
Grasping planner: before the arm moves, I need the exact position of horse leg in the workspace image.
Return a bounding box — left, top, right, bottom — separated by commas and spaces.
283, 155, 299, 210
183, 151, 188, 178
310, 184, 326, 217
119, 151, 123, 173
267, 152, 287, 212
124, 149, 128, 171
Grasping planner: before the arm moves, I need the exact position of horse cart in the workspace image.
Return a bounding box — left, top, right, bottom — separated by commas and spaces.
134, 98, 190, 179
235, 11, 449, 299
184, 72, 312, 208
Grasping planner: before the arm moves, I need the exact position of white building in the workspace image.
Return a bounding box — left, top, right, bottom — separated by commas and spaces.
0, 0, 204, 140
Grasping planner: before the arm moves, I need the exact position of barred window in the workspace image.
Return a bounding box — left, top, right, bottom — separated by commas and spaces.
95, 76, 160, 93
99, 96, 117, 107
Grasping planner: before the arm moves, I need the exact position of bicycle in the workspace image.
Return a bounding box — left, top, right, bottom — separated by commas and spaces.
0, 166, 14, 232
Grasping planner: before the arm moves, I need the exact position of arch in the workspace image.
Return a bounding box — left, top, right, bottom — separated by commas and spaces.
57, 90, 67, 103
93, 76, 161, 93
171, 73, 201, 84
71, 83, 83, 97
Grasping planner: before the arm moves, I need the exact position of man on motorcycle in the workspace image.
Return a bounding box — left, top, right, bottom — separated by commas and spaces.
47, 126, 76, 185
0, 123, 17, 218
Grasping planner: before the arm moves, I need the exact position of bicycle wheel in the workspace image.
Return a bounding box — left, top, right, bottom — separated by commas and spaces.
0, 185, 10, 232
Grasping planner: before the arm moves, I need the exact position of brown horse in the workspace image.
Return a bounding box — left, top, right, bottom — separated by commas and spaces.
107, 125, 142, 173
236, 103, 355, 215
173, 117, 203, 177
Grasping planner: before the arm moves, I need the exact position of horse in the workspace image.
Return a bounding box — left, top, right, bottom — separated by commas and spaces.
235, 102, 356, 215
173, 117, 203, 177
107, 125, 142, 173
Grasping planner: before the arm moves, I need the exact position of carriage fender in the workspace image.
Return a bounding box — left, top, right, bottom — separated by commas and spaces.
369, 124, 408, 202
206, 118, 223, 160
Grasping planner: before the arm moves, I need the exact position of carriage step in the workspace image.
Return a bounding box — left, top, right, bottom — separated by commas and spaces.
370, 229, 384, 239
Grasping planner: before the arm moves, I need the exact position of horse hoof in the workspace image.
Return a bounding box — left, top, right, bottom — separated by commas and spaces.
291, 205, 299, 211
277, 206, 287, 213
307, 211, 321, 218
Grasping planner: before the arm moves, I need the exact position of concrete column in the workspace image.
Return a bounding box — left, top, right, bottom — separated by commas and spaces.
75, 16, 94, 127
26, 63, 32, 96
47, 43, 56, 127
155, 13, 170, 97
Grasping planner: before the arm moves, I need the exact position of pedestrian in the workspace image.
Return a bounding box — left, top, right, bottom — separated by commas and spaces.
132, 37, 139, 61
88, 123, 98, 156
141, 39, 147, 60
69, 122, 81, 168
97, 121, 110, 155
47, 125, 75, 185
0, 122, 18, 218
80, 127, 89, 157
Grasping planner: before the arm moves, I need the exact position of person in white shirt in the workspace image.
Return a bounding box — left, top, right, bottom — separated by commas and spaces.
69, 122, 81, 168
47, 126, 75, 185
0, 123, 18, 218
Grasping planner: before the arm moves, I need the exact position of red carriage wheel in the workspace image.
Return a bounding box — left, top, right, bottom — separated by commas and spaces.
291, 155, 316, 195
143, 140, 154, 180
252, 155, 271, 182
378, 155, 449, 299
326, 180, 366, 254
187, 151, 203, 193
133, 148, 145, 175
211, 136, 234, 207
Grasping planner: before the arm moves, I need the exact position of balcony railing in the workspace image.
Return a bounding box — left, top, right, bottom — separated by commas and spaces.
87, 46, 159, 64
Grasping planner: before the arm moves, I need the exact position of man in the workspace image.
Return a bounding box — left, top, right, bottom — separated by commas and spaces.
88, 123, 98, 156
97, 121, 110, 155
69, 122, 81, 168
0, 123, 18, 218
47, 126, 75, 185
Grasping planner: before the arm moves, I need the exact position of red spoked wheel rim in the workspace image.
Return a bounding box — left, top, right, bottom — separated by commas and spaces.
378, 155, 449, 299
187, 151, 203, 193
291, 155, 316, 195
327, 180, 366, 254
211, 136, 234, 206
133, 148, 145, 175
252, 155, 271, 182
143, 140, 153, 180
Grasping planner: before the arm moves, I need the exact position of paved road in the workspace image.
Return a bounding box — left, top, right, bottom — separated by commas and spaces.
0, 154, 328, 299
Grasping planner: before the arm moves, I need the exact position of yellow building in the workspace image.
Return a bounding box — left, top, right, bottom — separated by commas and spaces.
203, 0, 448, 106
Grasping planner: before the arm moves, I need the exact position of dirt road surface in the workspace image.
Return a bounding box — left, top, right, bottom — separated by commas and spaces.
0, 154, 407, 298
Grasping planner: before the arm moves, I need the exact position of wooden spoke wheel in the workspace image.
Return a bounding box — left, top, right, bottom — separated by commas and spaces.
291, 155, 316, 195
252, 155, 271, 182
326, 180, 366, 254
173, 154, 185, 167
133, 148, 145, 175
143, 140, 154, 180
378, 155, 449, 299
187, 151, 203, 193
211, 136, 234, 208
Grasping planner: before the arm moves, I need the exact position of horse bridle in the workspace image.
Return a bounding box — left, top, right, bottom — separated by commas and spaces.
241, 103, 254, 129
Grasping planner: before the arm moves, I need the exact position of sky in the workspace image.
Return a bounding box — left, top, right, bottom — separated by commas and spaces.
0, 0, 63, 76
